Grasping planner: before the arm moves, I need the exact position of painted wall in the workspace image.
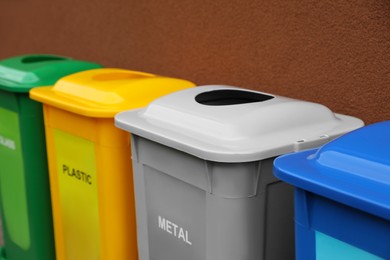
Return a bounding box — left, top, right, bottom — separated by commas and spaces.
1, 0, 389, 124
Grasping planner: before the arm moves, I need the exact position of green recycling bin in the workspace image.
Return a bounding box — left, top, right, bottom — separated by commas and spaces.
0, 54, 101, 260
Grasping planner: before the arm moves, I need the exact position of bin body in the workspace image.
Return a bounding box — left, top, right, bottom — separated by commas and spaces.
131, 137, 294, 260
43, 107, 133, 260
115, 85, 364, 260
274, 121, 390, 259
0, 54, 101, 260
30, 68, 195, 260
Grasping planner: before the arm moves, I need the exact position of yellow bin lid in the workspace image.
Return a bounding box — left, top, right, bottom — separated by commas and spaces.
30, 68, 195, 118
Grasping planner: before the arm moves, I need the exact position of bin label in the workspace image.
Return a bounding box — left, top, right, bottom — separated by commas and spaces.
158, 215, 192, 245
145, 165, 205, 260
62, 164, 93, 185
0, 135, 16, 150
316, 231, 382, 260
0, 107, 31, 250
54, 129, 100, 260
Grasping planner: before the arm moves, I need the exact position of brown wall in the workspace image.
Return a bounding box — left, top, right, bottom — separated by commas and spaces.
0, 0, 389, 124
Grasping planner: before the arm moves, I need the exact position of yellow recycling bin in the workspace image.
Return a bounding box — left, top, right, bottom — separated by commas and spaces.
29, 68, 195, 260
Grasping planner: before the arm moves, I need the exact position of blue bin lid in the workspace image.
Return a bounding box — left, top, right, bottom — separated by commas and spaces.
274, 121, 390, 220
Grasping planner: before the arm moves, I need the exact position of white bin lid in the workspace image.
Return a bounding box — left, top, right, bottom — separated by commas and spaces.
115, 85, 364, 162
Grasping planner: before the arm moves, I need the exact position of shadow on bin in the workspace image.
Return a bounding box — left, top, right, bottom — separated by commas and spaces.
274, 121, 390, 260
30, 68, 195, 260
0, 54, 101, 260
115, 85, 364, 260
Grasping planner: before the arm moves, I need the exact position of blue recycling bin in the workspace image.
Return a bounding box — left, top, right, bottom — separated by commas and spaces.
274, 121, 390, 260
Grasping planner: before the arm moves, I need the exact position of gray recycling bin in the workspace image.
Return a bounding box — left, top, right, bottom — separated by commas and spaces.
114, 85, 363, 260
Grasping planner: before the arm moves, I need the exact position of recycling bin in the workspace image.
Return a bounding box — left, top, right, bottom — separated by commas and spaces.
114, 85, 364, 260
0, 54, 101, 260
30, 68, 195, 260
274, 121, 390, 260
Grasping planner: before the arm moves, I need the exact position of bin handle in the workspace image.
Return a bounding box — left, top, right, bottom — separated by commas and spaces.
92, 71, 154, 81
21, 55, 67, 64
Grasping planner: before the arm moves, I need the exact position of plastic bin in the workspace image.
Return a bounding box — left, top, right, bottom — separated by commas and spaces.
30, 68, 195, 260
274, 121, 390, 260
114, 85, 364, 260
0, 54, 101, 260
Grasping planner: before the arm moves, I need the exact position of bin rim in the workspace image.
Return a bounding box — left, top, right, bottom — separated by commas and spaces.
115, 85, 364, 162
274, 121, 390, 221
29, 68, 195, 118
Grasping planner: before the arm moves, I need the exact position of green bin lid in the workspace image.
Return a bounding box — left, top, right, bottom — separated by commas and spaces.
0, 54, 101, 93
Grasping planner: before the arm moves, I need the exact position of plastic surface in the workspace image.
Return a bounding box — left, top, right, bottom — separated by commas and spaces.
115, 85, 363, 260
30, 68, 195, 117
274, 121, 390, 220
315, 231, 382, 260
0, 54, 101, 92
0, 108, 29, 249
31, 69, 195, 260
274, 121, 390, 259
0, 108, 31, 250
0, 54, 101, 260
131, 137, 295, 260
115, 85, 364, 162
293, 188, 390, 259
54, 129, 100, 260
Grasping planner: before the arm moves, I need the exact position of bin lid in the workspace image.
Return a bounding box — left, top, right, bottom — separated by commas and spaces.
0, 54, 101, 93
115, 85, 364, 162
274, 121, 390, 220
29, 68, 195, 118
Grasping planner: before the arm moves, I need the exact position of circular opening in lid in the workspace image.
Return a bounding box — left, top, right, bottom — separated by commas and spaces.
195, 89, 274, 105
